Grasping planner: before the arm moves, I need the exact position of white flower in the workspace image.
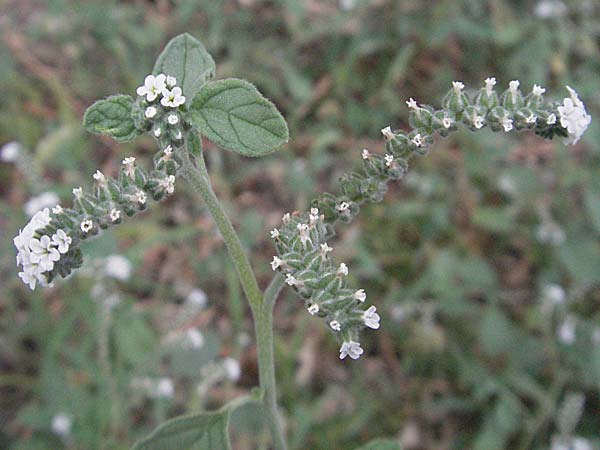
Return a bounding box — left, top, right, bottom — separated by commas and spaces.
339, 341, 363, 360
406, 98, 418, 110
532, 84, 546, 96
145, 106, 157, 118
163, 145, 173, 158
525, 113, 537, 124
104, 255, 132, 281
187, 288, 208, 308
542, 283, 565, 307
271, 256, 284, 271
361, 148, 370, 159
297, 223, 311, 245
223, 357, 241, 381
161, 86, 186, 108
72, 187, 83, 199
337, 263, 348, 276
411, 133, 423, 147
285, 274, 297, 286
159, 175, 176, 194
51, 229, 71, 254
184, 328, 204, 349
51, 413, 72, 437
501, 114, 513, 132
497, 174, 517, 196
153, 127, 162, 138
442, 116, 453, 129
534, 0, 567, 18
136, 74, 167, 101
1, 141, 20, 162
122, 157, 136, 177
452, 81, 464, 95
385, 154, 394, 167
557, 86, 592, 145
166, 75, 177, 87
484, 77, 496, 94
551, 437, 593, 450
557, 316, 576, 345
472, 113, 484, 129
309, 207, 320, 222
24, 191, 60, 217
354, 289, 366, 302
307, 303, 319, 315
282, 212, 291, 224
536, 221, 565, 246
174, 130, 182, 140
93, 170, 106, 185
509, 80, 520, 94
330, 320, 341, 331
81, 219, 93, 233
362, 306, 380, 329
110, 208, 121, 222
29, 235, 60, 271
135, 190, 147, 204
52, 205, 63, 214
167, 114, 179, 125
337, 202, 350, 212
270, 228, 280, 239
155, 377, 174, 398
320, 243, 333, 260
547, 113, 557, 125
381, 126, 394, 140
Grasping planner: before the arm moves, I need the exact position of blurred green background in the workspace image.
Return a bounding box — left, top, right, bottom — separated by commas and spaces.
1, 0, 599, 449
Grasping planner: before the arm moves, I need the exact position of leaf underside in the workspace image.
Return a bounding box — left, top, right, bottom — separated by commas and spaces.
83, 95, 140, 142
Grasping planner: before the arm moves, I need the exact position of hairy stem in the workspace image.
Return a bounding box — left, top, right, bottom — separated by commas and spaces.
180, 148, 288, 450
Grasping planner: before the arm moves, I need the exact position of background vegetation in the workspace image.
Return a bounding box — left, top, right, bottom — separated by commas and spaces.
1, 0, 599, 449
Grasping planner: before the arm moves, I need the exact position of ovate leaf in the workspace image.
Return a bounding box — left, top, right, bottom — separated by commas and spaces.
187, 78, 289, 157
153, 33, 216, 106
131, 396, 256, 450
83, 95, 140, 142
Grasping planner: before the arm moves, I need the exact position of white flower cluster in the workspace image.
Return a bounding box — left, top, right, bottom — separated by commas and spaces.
558, 86, 592, 145
14, 208, 72, 289
137, 74, 186, 107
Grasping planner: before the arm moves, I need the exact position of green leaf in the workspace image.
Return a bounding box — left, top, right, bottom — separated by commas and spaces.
83, 95, 140, 142
153, 33, 216, 106
187, 78, 289, 157
354, 439, 401, 450
131, 396, 256, 450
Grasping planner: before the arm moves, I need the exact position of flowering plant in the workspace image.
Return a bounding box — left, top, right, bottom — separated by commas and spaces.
11, 33, 591, 449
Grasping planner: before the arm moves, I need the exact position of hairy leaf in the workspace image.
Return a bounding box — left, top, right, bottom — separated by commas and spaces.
83, 95, 140, 142
187, 78, 289, 157
153, 33, 216, 106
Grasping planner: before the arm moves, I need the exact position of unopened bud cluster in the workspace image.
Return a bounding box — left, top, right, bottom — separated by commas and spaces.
270, 209, 379, 359
273, 80, 591, 359
13, 74, 189, 289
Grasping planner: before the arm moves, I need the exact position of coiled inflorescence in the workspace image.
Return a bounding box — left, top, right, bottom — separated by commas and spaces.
13, 73, 187, 289
272, 80, 591, 359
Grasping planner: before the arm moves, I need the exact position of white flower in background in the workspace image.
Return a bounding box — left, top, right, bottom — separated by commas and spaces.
532, 84, 546, 96
51, 413, 72, 437
547, 113, 557, 125
24, 191, 60, 217
282, 212, 291, 224
385, 154, 394, 167
452, 81, 464, 95
497, 174, 517, 196
166, 75, 177, 87
534, 0, 567, 18
558, 316, 576, 345
271, 256, 284, 270
406, 98, 418, 110
484, 77, 496, 94
330, 320, 341, 331
161, 86, 186, 108
362, 306, 381, 329
542, 283, 566, 307
52, 205, 63, 214
390, 304, 410, 323
122, 157, 136, 177
308, 303, 319, 315
339, 0, 355, 11
187, 288, 208, 308
110, 208, 121, 222
381, 126, 394, 140
551, 436, 593, 450
339, 341, 363, 360
1, 141, 20, 162
285, 274, 297, 286
557, 86, 592, 145
104, 293, 121, 310
154, 378, 174, 398
501, 114, 514, 132
72, 187, 83, 199
159, 175, 176, 194
51, 229, 71, 254
80, 219, 93, 233
184, 328, 204, 349
411, 133, 423, 147
167, 114, 179, 125
223, 357, 241, 381
104, 255, 132, 281
136, 74, 167, 102
145, 106, 157, 119
536, 221, 566, 246
354, 289, 367, 303
337, 263, 348, 276
362, 149, 370, 159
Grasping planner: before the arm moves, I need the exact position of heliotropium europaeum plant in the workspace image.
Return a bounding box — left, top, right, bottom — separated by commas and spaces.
11, 33, 591, 450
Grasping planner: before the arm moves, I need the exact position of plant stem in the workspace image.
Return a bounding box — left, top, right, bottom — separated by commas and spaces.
180, 148, 288, 450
